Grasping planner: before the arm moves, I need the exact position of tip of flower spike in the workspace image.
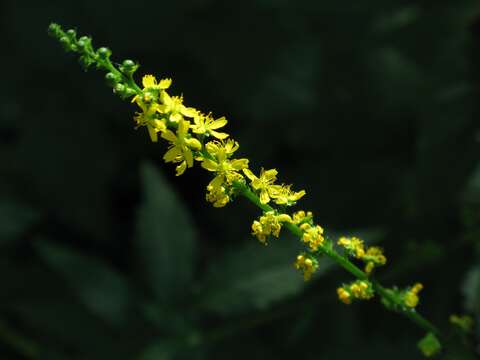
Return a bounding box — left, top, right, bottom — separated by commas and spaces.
48, 23, 62, 37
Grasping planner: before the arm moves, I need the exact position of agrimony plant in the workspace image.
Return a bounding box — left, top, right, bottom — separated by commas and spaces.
48, 22, 477, 358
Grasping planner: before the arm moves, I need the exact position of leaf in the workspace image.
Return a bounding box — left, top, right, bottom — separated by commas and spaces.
134, 161, 196, 304
200, 234, 334, 315
34, 239, 132, 327
462, 266, 480, 315
0, 199, 40, 245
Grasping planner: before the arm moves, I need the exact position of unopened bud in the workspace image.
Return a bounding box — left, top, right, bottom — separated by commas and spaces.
105, 72, 119, 86
97, 47, 111, 59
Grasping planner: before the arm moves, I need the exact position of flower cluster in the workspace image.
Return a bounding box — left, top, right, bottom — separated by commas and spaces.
294, 254, 318, 281
251, 211, 292, 244
337, 280, 374, 304
337, 236, 387, 274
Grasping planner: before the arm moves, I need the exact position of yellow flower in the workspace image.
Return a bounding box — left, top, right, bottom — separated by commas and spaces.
205, 184, 230, 208
132, 74, 172, 103
294, 254, 318, 281
191, 113, 229, 140
292, 210, 313, 225
299, 223, 324, 251
337, 280, 374, 305
337, 236, 365, 259
269, 184, 306, 206
337, 287, 352, 304
162, 119, 202, 176
141, 74, 172, 90
159, 91, 197, 123
251, 211, 292, 244
404, 283, 423, 308
133, 102, 166, 142
349, 280, 373, 300
201, 140, 249, 193
362, 246, 387, 274
243, 168, 278, 204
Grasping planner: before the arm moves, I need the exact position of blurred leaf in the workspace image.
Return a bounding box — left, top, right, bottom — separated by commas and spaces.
462, 266, 480, 315
139, 338, 204, 360
0, 199, 40, 245
200, 234, 333, 315
34, 239, 132, 327
134, 161, 196, 304
10, 297, 120, 358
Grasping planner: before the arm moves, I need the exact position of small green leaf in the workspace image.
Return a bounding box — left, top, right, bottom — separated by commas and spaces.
418, 332, 442, 358
200, 234, 333, 315
34, 239, 131, 327
134, 161, 196, 304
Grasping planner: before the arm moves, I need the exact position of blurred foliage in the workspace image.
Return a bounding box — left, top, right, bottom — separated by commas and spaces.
1, 0, 480, 358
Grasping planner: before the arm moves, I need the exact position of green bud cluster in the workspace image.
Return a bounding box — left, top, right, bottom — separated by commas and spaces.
48, 23, 140, 99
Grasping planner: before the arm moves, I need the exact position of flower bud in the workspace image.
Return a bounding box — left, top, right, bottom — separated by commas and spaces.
120, 59, 138, 75
114, 83, 125, 93
66, 29, 77, 39
79, 55, 93, 70
48, 23, 61, 38
97, 47, 111, 59
124, 87, 137, 97
122, 59, 135, 69
105, 72, 119, 86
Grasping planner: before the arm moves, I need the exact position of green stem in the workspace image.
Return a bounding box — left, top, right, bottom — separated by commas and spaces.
234, 181, 442, 338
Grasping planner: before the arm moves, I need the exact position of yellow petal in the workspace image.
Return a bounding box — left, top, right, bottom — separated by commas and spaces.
277, 214, 292, 223
242, 168, 256, 181
147, 126, 158, 142
208, 175, 224, 190
209, 116, 228, 129
170, 113, 183, 123
159, 78, 172, 89
185, 138, 202, 150
142, 75, 156, 88
163, 146, 181, 162
160, 90, 172, 105
231, 158, 249, 170
184, 148, 194, 167
201, 159, 218, 172
205, 141, 220, 154
293, 190, 306, 200
181, 119, 193, 135
210, 130, 229, 140
224, 139, 239, 154
182, 106, 197, 118
161, 130, 177, 143
175, 161, 187, 176
251, 178, 262, 189
259, 190, 270, 204
152, 119, 166, 132
263, 169, 278, 181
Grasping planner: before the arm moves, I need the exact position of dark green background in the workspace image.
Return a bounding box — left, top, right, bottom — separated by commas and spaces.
1, 0, 479, 359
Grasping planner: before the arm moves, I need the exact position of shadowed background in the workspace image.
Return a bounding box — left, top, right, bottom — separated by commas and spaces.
1, 0, 479, 359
